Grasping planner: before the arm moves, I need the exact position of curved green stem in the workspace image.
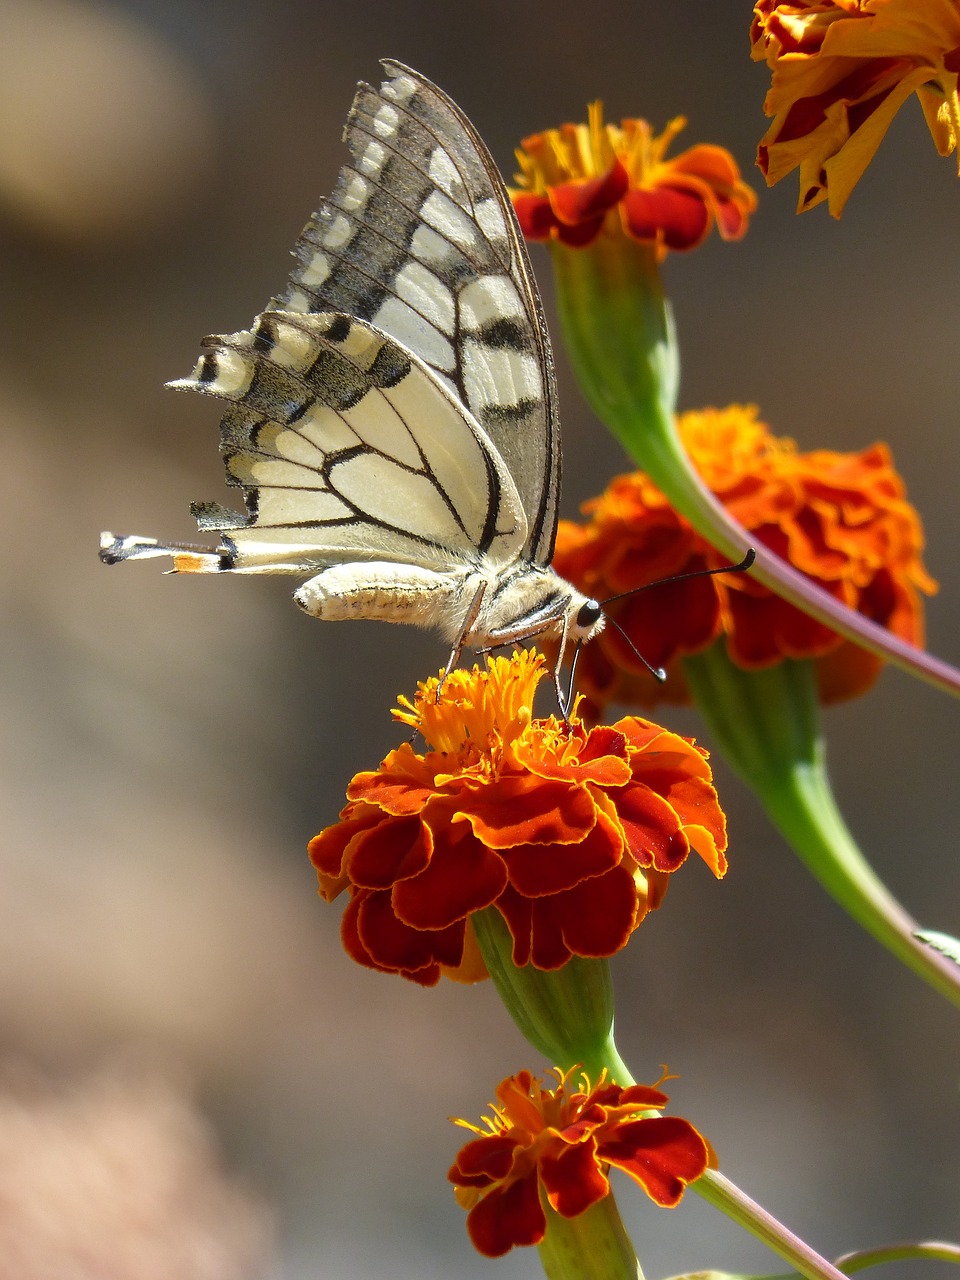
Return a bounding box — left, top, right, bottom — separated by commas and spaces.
696, 1170, 848, 1280
683, 645, 960, 1011
548, 239, 960, 699
538, 1191, 644, 1280
472, 906, 633, 1081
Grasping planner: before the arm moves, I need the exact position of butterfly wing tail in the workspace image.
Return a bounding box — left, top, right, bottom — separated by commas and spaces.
99, 532, 224, 574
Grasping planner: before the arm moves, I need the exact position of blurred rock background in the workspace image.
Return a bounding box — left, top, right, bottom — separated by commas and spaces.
0, 1, 957, 1276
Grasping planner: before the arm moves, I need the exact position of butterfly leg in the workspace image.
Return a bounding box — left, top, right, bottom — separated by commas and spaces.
551, 615, 575, 723
437, 581, 487, 701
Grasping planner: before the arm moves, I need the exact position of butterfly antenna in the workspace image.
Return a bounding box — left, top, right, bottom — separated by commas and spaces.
604, 616, 668, 683
583, 550, 757, 692
599, 547, 756, 608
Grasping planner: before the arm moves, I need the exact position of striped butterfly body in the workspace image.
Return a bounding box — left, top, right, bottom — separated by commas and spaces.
100, 61, 605, 700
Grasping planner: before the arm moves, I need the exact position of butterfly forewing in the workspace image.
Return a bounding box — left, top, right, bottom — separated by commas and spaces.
271, 60, 560, 566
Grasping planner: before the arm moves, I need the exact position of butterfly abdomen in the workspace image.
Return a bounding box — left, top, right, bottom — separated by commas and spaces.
295, 562, 471, 634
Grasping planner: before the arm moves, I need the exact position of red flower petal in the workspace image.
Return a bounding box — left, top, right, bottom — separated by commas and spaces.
713, 191, 751, 238
540, 1137, 609, 1218
308, 811, 376, 897
511, 191, 557, 240
452, 1133, 520, 1183
546, 862, 640, 960
498, 859, 639, 969
614, 783, 690, 871
500, 806, 623, 896
622, 184, 710, 250
466, 1172, 546, 1257
600, 1115, 708, 1206
392, 822, 507, 929
347, 815, 431, 888
549, 160, 629, 224
351, 889, 464, 979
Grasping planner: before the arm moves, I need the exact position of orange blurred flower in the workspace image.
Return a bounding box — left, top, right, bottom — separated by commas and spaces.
512, 104, 756, 255
552, 404, 936, 711
751, 0, 960, 215
309, 652, 727, 985
449, 1067, 709, 1257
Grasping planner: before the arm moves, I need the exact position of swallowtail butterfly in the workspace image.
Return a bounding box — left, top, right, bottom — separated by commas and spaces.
100, 61, 606, 705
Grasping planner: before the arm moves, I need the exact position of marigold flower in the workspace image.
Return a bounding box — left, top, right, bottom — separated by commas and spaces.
751, 0, 960, 215
449, 1067, 709, 1257
309, 652, 727, 985
552, 404, 936, 711
511, 103, 757, 255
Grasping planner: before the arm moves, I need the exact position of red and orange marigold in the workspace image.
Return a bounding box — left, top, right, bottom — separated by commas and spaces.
751, 0, 960, 215
552, 404, 936, 712
511, 103, 757, 254
449, 1067, 710, 1257
309, 652, 727, 985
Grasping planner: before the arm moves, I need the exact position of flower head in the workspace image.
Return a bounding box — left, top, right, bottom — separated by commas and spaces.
751, 0, 960, 215
309, 652, 727, 985
449, 1067, 709, 1257
552, 404, 936, 712
512, 103, 757, 254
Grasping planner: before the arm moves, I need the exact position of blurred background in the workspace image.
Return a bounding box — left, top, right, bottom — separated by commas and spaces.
0, 1, 957, 1276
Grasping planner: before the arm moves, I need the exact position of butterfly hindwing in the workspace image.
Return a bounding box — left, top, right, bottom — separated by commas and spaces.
167, 310, 528, 571
271, 60, 560, 567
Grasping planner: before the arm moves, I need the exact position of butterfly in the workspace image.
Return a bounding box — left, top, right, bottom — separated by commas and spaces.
100, 60, 606, 708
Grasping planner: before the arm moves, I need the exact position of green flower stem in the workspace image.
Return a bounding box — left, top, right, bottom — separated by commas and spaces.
695, 1170, 848, 1280
538, 1190, 644, 1280
548, 240, 960, 699
472, 906, 633, 1081
682, 644, 960, 1011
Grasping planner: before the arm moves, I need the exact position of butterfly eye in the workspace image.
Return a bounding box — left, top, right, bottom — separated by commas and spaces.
576, 599, 602, 630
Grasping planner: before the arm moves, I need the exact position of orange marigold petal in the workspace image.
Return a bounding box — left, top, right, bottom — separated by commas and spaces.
498, 860, 641, 969
348, 750, 437, 815
752, 0, 960, 214
463, 775, 599, 849
341, 893, 435, 985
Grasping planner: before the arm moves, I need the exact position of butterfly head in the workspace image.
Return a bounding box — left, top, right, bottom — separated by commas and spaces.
571, 596, 605, 643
